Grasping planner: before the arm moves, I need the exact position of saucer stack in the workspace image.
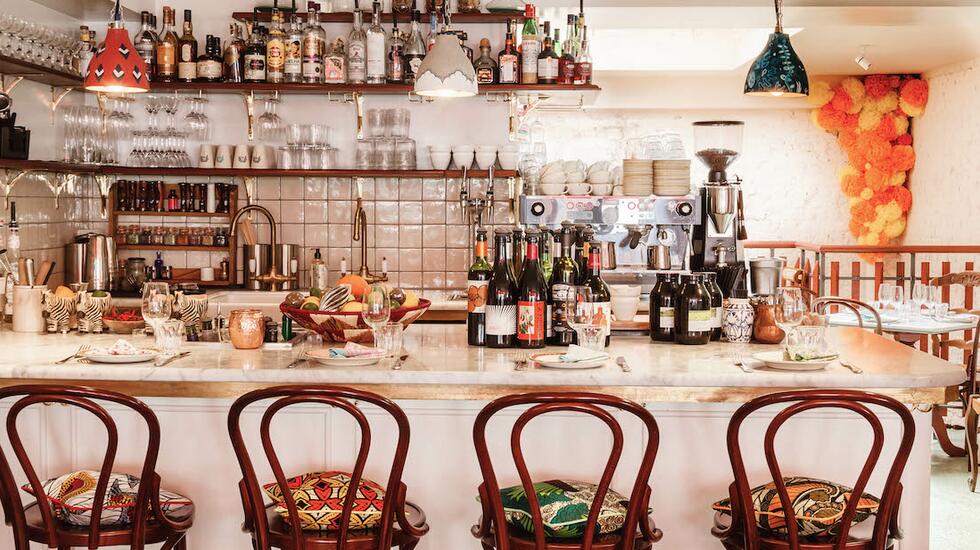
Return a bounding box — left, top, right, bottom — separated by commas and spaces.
652, 159, 691, 196
622, 159, 654, 195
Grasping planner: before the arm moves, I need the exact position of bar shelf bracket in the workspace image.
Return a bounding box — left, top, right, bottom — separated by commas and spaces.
242, 91, 256, 141
49, 86, 76, 125
0, 169, 30, 210
94, 174, 113, 219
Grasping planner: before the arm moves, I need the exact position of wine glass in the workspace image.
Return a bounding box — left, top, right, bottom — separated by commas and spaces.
141, 282, 173, 344
927, 285, 942, 319
910, 282, 929, 318
564, 286, 607, 351
362, 284, 391, 346
877, 283, 894, 311
774, 287, 806, 343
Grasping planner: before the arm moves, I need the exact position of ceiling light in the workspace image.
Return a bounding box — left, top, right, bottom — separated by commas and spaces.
744, 0, 809, 97
84, 0, 149, 93
855, 46, 872, 71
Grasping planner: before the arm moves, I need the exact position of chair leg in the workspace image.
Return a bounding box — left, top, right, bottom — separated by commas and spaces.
967, 396, 979, 492
176, 535, 188, 550
400, 539, 420, 550
932, 407, 967, 457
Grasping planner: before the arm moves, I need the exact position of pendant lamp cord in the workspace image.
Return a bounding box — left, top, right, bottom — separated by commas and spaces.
773, 0, 784, 33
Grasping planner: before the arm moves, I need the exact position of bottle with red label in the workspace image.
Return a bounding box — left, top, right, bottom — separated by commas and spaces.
516, 229, 548, 348
574, 26, 592, 86
467, 229, 492, 346
581, 240, 612, 347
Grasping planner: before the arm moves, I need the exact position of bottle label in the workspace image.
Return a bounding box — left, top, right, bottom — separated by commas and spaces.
324, 56, 345, 83
551, 283, 572, 302
180, 43, 194, 62
467, 279, 489, 314
244, 54, 266, 80
592, 301, 612, 336
348, 42, 367, 81
388, 50, 404, 81
197, 60, 222, 79
574, 61, 592, 84
712, 307, 723, 329
406, 54, 423, 78
521, 40, 541, 76
517, 300, 545, 341
477, 67, 494, 84
558, 57, 575, 84
367, 33, 386, 77
178, 61, 197, 80
157, 43, 175, 72
499, 54, 518, 83
486, 304, 517, 336
267, 39, 285, 69
285, 39, 302, 75
658, 307, 675, 329
687, 310, 714, 332
537, 57, 558, 79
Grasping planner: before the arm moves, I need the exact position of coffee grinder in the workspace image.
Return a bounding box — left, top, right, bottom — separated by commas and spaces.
690, 121, 747, 296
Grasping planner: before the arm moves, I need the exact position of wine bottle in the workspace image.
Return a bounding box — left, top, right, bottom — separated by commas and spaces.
704, 271, 725, 341
467, 229, 492, 346
574, 226, 594, 284
510, 227, 526, 281
548, 222, 579, 346
675, 274, 712, 345
581, 240, 612, 347
486, 229, 518, 348
516, 229, 548, 349
649, 273, 677, 342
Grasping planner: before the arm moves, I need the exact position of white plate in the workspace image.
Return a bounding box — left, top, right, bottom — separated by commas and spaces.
306, 349, 384, 367
83, 351, 158, 364
531, 353, 608, 369
752, 351, 837, 371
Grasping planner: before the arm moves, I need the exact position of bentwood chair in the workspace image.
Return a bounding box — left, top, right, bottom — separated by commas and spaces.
0, 384, 194, 550
929, 271, 980, 363
472, 392, 664, 550
227, 385, 428, 550
961, 316, 980, 491
712, 389, 914, 550
812, 297, 883, 335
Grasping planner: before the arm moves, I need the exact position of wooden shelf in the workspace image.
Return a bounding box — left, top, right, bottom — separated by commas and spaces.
0, 159, 100, 173
115, 245, 228, 252
156, 278, 233, 287
115, 210, 233, 218
149, 81, 600, 96
0, 54, 82, 88
231, 10, 526, 24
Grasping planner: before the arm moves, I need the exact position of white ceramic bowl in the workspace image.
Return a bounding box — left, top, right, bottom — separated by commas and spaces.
588, 171, 612, 184
563, 160, 586, 173
452, 149, 475, 169
565, 171, 587, 184
611, 295, 640, 321
476, 145, 498, 153
590, 183, 613, 195
565, 183, 592, 195
430, 152, 452, 170
498, 152, 519, 170
610, 284, 642, 297
541, 172, 567, 185
475, 152, 498, 170
429, 144, 451, 153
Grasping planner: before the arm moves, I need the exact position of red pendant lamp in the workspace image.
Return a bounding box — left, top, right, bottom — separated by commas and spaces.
84, 0, 149, 93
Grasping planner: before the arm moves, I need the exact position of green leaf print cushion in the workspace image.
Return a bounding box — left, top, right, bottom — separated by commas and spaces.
495, 479, 630, 539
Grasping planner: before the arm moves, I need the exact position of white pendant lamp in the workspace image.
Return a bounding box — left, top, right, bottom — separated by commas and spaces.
414, 33, 478, 98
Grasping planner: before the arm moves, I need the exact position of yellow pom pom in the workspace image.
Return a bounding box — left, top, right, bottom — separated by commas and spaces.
848, 197, 861, 207
884, 218, 907, 238
807, 80, 835, 107
899, 99, 925, 117
839, 164, 859, 178
858, 109, 883, 132
869, 215, 888, 233
840, 77, 866, 113
894, 115, 909, 136
860, 187, 874, 200
881, 201, 903, 222
889, 172, 907, 187
868, 91, 899, 113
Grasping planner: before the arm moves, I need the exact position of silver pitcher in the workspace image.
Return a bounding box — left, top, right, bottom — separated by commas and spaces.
84, 234, 111, 291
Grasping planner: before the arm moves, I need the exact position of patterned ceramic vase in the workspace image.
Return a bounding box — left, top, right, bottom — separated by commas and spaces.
722, 299, 755, 343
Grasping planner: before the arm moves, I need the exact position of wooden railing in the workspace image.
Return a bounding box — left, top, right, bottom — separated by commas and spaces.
744, 242, 980, 358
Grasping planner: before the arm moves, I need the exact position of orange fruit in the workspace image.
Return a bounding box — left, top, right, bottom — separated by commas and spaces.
337, 274, 370, 300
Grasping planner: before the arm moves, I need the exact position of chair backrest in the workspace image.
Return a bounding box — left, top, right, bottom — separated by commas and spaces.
472, 392, 660, 550
0, 384, 162, 550
930, 271, 980, 290
812, 297, 883, 335
227, 385, 411, 550
725, 389, 915, 550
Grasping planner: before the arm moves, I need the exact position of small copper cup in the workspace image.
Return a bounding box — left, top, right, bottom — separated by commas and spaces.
228, 309, 265, 349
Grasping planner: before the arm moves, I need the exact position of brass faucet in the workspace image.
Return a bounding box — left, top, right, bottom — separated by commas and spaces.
352, 196, 387, 283
229, 204, 295, 291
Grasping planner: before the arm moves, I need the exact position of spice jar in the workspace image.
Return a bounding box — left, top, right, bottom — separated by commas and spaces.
176, 228, 189, 246
457, 0, 481, 13
201, 227, 214, 247
215, 228, 228, 247
228, 309, 265, 349
188, 228, 202, 246
127, 225, 140, 245
163, 227, 177, 246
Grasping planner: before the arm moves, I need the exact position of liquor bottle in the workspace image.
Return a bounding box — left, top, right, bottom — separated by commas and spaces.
649, 273, 677, 342
426, 11, 438, 51
154, 252, 165, 280
497, 31, 519, 84
196, 36, 223, 82
177, 10, 198, 82
284, 14, 304, 82
536, 29, 558, 84
675, 274, 712, 345
347, 3, 368, 83
366, 1, 387, 84
309, 248, 328, 296
156, 7, 179, 82
520, 4, 540, 84
302, 2, 326, 83
558, 14, 576, 84
516, 229, 548, 349
386, 13, 406, 83
467, 229, 492, 346
243, 22, 267, 83
459, 32, 473, 62
704, 271, 725, 341
324, 38, 347, 84
78, 26, 94, 78
574, 28, 593, 85
266, 9, 287, 83
134, 11, 157, 81
548, 223, 579, 346
554, 28, 561, 57
473, 38, 497, 84
540, 227, 554, 283
403, 10, 426, 83
6, 202, 19, 264
581, 241, 612, 347
486, 229, 518, 348
223, 24, 245, 83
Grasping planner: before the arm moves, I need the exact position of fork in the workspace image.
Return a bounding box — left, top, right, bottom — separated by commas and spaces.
513, 352, 528, 371
734, 353, 754, 373
56, 345, 91, 364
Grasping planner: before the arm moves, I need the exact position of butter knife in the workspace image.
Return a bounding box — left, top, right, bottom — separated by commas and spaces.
392, 353, 409, 370
156, 351, 190, 367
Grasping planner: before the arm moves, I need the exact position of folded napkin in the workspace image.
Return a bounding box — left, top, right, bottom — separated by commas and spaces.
559, 345, 610, 363
328, 342, 386, 358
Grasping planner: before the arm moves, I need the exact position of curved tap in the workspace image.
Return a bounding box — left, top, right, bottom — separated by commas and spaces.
352, 197, 387, 283
230, 204, 294, 291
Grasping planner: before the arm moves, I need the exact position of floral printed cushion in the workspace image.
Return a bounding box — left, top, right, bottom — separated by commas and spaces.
262, 471, 385, 531
495, 479, 629, 539
21, 470, 192, 527
712, 476, 880, 537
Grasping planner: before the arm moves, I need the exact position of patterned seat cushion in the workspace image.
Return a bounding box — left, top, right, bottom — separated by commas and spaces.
712, 476, 880, 538
262, 471, 385, 531
21, 470, 192, 527
492, 479, 630, 539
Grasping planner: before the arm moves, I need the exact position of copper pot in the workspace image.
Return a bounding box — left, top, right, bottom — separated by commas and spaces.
752, 303, 785, 344
229, 309, 265, 349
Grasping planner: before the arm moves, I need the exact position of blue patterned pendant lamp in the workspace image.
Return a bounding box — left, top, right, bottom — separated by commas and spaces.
744, 0, 808, 97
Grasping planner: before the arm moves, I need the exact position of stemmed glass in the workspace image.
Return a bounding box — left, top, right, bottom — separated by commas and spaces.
362, 284, 391, 345
141, 282, 173, 342
926, 285, 942, 319
910, 282, 929, 318
184, 95, 211, 141
877, 283, 894, 311
774, 287, 806, 343
564, 286, 607, 351
256, 94, 285, 141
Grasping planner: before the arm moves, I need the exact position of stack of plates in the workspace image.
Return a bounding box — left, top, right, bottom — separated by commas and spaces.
652, 160, 691, 196
622, 159, 654, 195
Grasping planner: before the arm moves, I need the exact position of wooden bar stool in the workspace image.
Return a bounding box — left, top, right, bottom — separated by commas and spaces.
227, 385, 429, 549
0, 384, 194, 550
472, 391, 663, 550
711, 389, 914, 550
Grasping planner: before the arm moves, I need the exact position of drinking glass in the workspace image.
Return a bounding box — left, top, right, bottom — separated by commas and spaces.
926, 285, 942, 318
141, 282, 172, 338
564, 286, 608, 351
877, 283, 894, 311
256, 96, 285, 141
155, 319, 185, 355
910, 282, 928, 318
362, 284, 392, 342
774, 287, 806, 342
373, 322, 404, 357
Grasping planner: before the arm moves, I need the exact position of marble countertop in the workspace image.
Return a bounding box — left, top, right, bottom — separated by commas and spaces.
0, 325, 964, 403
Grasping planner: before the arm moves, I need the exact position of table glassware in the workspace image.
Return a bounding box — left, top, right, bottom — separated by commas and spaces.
362, 284, 391, 340
773, 287, 806, 342
141, 282, 172, 335
877, 283, 894, 311
228, 309, 265, 349
926, 284, 942, 317
564, 286, 606, 351
910, 282, 929, 318
155, 319, 185, 355
256, 95, 285, 141
933, 302, 950, 320
387, 108, 410, 137
785, 326, 832, 360
373, 322, 403, 356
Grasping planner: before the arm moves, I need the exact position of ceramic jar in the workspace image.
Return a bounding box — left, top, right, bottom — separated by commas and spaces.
722, 299, 755, 343
229, 309, 265, 349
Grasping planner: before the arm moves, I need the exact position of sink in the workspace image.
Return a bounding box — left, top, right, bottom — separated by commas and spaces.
207, 290, 294, 319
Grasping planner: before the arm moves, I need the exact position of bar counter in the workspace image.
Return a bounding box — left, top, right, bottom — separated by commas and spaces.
0, 325, 963, 549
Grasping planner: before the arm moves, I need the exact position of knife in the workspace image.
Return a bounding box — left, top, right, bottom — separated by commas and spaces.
156, 351, 190, 367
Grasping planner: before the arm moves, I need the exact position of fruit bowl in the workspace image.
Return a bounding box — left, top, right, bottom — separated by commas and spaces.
280, 299, 431, 343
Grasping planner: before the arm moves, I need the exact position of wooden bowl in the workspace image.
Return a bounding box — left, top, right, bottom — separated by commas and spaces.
102, 318, 146, 334
280, 299, 431, 343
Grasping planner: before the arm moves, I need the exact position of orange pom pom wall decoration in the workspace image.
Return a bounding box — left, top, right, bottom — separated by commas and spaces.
811, 75, 927, 256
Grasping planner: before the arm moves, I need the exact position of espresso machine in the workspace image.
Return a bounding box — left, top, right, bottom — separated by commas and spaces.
690, 121, 748, 296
